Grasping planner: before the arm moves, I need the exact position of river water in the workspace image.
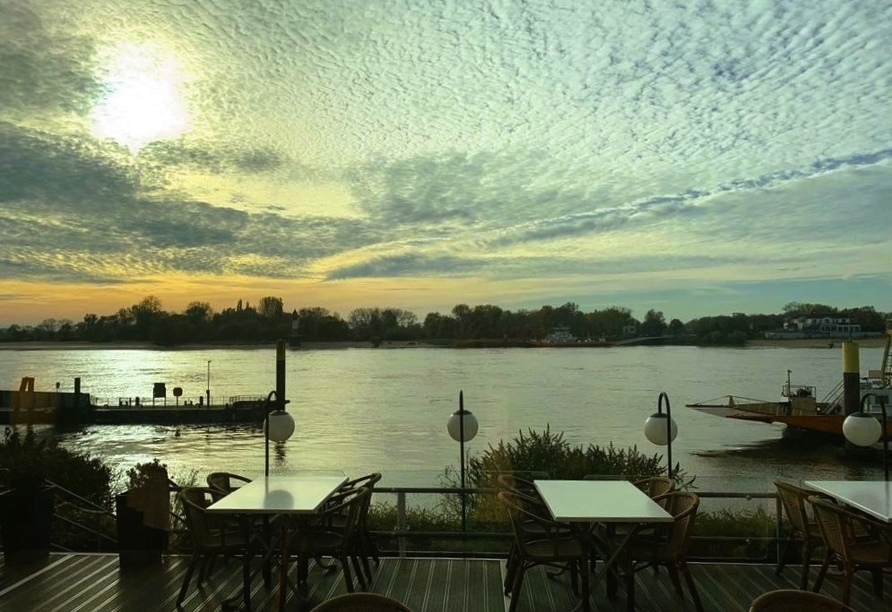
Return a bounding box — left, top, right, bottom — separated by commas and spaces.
1, 344, 886, 496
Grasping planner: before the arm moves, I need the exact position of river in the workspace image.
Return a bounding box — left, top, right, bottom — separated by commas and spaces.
1, 344, 886, 496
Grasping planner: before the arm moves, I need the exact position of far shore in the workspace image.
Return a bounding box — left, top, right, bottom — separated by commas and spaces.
0, 336, 886, 351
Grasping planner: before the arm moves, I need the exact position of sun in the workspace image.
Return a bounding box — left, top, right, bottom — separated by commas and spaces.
91, 43, 190, 152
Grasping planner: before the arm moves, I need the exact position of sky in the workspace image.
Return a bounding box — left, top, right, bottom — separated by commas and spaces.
1, 0, 890, 327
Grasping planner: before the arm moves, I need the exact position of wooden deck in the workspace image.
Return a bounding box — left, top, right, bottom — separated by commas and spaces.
1, 554, 890, 612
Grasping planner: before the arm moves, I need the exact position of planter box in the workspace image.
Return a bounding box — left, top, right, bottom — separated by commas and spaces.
0, 486, 54, 564
115, 492, 167, 571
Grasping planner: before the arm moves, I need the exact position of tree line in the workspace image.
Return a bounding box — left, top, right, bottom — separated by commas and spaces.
0, 297, 888, 347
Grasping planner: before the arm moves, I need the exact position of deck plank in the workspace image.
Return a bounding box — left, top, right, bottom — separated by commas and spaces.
2, 554, 891, 612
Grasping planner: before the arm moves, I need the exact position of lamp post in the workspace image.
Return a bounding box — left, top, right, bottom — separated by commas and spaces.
206, 360, 211, 406
264, 341, 294, 477
842, 393, 889, 481
447, 390, 478, 532
643, 392, 678, 480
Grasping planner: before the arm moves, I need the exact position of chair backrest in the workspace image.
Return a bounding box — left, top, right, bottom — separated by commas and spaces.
633, 476, 675, 498
774, 480, 814, 535
177, 487, 220, 548
749, 589, 858, 612
206, 472, 251, 494
498, 490, 571, 540
309, 592, 415, 612
809, 496, 871, 558
318, 486, 370, 538
652, 491, 699, 558
340, 472, 382, 492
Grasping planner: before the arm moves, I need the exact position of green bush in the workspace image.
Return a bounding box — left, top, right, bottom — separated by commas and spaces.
0, 428, 113, 508
692, 506, 778, 561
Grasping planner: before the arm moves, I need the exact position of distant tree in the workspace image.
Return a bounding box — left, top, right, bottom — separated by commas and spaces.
35, 318, 61, 338
131, 295, 163, 341
451, 304, 472, 338
185, 301, 213, 323
667, 318, 686, 336
587, 306, 632, 339
423, 312, 456, 339
257, 296, 284, 318
640, 309, 667, 337
782, 302, 838, 318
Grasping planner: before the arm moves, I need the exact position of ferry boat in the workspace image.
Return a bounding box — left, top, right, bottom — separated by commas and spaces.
687, 331, 892, 438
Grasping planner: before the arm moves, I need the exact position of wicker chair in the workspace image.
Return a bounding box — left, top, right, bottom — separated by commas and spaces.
612, 491, 704, 612
632, 476, 675, 498
749, 589, 858, 612
176, 487, 255, 610
809, 496, 892, 605
334, 472, 382, 579
774, 480, 825, 589
296, 486, 371, 593
498, 490, 590, 612
309, 592, 414, 612
206, 472, 252, 494
496, 474, 568, 594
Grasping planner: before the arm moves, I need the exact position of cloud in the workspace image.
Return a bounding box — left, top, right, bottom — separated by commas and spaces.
1, 1, 891, 323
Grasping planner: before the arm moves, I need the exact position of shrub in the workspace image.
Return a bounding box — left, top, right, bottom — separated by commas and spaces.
0, 427, 113, 508
438, 426, 691, 528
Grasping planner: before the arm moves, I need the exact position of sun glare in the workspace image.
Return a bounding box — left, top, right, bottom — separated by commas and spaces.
91, 43, 190, 152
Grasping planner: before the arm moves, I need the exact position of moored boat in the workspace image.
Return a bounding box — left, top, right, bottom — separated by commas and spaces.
687, 331, 892, 439
0, 377, 268, 426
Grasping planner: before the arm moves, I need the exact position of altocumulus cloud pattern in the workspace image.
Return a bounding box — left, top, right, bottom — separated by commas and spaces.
0, 0, 890, 322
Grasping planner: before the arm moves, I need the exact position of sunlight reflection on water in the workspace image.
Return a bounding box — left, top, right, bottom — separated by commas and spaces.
2, 345, 885, 495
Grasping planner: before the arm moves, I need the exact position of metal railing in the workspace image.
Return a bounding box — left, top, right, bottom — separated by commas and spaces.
15, 483, 786, 564
367, 486, 786, 563
46, 479, 118, 553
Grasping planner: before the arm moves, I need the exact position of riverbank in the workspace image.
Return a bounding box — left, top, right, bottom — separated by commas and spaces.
0, 336, 885, 350
747, 337, 887, 349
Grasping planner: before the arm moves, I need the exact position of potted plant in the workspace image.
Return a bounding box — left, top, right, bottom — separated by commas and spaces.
116, 458, 170, 570
0, 428, 56, 564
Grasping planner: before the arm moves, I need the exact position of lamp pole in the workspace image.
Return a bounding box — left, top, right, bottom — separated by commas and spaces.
206, 360, 211, 406
880, 399, 889, 483
644, 391, 678, 481
264, 341, 294, 477
843, 393, 889, 481
447, 390, 478, 533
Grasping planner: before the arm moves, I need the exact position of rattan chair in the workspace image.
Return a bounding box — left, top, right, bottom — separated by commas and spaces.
613, 491, 703, 612
749, 589, 857, 612
498, 490, 590, 612
176, 487, 255, 609
206, 471, 252, 494
774, 480, 825, 589
334, 472, 382, 579
810, 496, 892, 605
633, 476, 675, 498
309, 592, 415, 612
496, 473, 567, 594
296, 486, 371, 593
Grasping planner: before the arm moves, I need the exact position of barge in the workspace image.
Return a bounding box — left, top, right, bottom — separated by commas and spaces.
0, 377, 267, 426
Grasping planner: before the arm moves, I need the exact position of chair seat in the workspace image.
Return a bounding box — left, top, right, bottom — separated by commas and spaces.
523, 536, 586, 561
848, 538, 892, 566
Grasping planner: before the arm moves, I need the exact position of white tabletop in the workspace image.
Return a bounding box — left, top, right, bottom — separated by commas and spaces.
206, 475, 347, 515
534, 480, 673, 523
804, 480, 892, 523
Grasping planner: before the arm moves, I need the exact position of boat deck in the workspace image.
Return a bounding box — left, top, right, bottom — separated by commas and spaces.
1, 553, 889, 612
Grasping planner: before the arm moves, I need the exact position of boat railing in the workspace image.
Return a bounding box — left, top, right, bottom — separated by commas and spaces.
229, 395, 266, 405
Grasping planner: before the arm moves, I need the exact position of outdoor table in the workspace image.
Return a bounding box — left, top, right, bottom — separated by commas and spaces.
803, 480, 892, 523
207, 474, 347, 610
534, 480, 673, 612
